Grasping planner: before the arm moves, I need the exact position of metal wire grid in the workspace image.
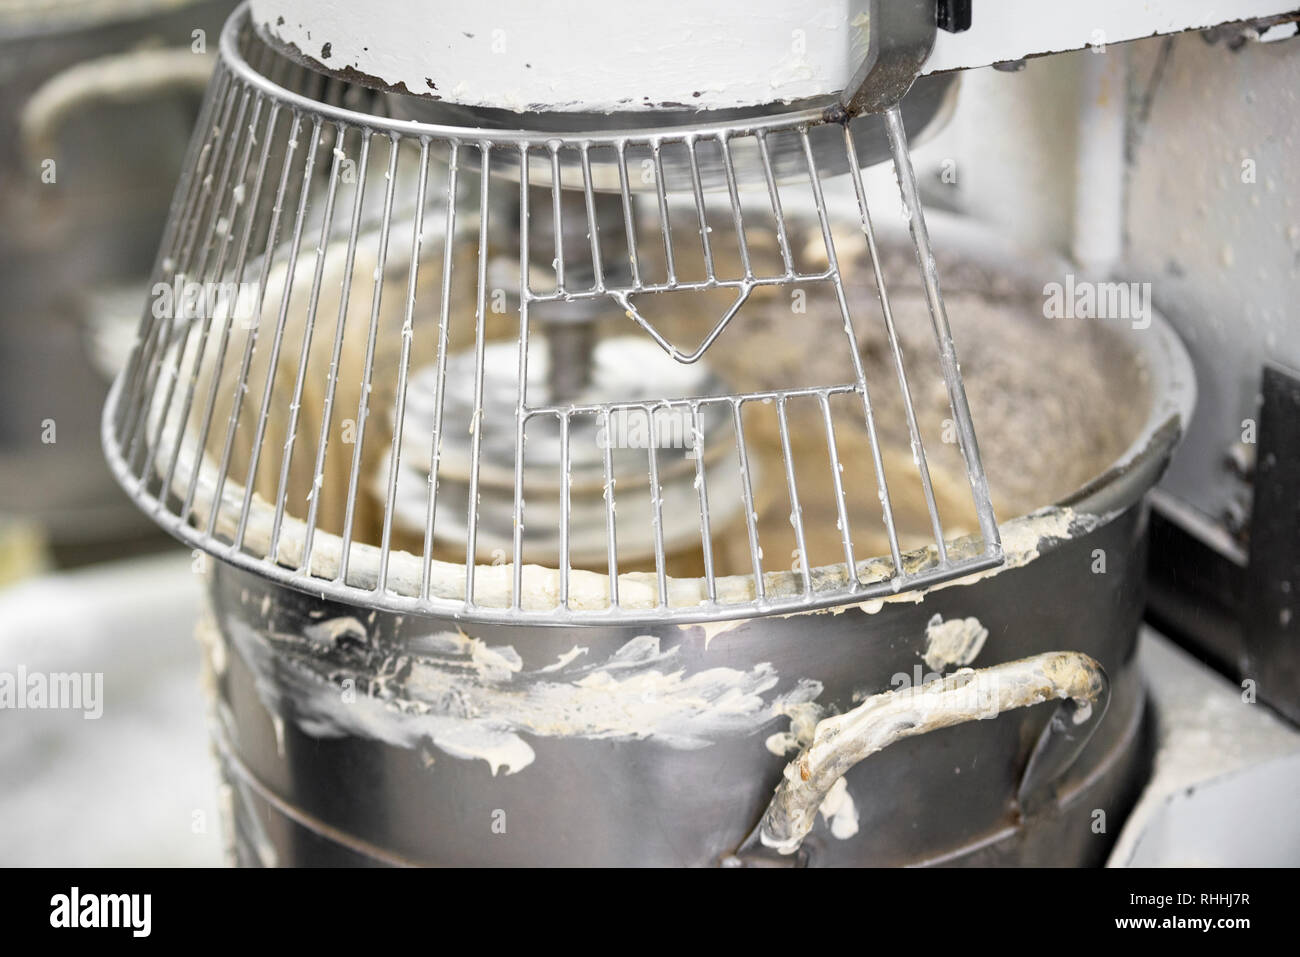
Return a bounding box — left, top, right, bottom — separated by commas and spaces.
102, 8, 1003, 625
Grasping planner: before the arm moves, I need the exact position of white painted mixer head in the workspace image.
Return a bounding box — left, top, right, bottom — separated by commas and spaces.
247, 0, 1292, 116
250, 0, 881, 114
246, 0, 959, 118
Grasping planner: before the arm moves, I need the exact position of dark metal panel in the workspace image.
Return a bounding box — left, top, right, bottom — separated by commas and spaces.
1243, 364, 1300, 724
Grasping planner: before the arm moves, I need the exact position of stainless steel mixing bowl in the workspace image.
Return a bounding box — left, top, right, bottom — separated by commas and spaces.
195, 213, 1194, 866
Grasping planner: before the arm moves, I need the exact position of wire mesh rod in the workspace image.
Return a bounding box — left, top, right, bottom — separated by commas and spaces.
101, 7, 1003, 626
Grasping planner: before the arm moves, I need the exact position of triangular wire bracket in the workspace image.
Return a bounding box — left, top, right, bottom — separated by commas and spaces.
609, 282, 752, 365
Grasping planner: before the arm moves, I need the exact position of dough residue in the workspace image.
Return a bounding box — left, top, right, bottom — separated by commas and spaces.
922, 613, 989, 672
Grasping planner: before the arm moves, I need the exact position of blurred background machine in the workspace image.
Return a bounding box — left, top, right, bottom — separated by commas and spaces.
0, 0, 236, 572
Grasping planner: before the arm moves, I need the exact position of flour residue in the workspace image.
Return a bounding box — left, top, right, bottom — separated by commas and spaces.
807, 507, 1102, 619
817, 777, 860, 841
765, 681, 825, 756
223, 613, 822, 776
536, 645, 589, 673
922, 613, 989, 672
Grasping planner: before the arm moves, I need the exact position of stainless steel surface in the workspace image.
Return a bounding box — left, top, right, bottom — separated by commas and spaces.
102, 5, 1002, 625
205, 497, 1150, 867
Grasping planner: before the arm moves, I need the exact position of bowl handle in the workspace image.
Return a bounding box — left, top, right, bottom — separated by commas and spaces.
732, 651, 1110, 863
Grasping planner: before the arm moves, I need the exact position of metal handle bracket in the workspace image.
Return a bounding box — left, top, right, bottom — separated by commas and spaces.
736, 650, 1110, 860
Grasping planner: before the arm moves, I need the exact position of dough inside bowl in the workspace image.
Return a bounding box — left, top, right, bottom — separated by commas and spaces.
155, 203, 1150, 606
